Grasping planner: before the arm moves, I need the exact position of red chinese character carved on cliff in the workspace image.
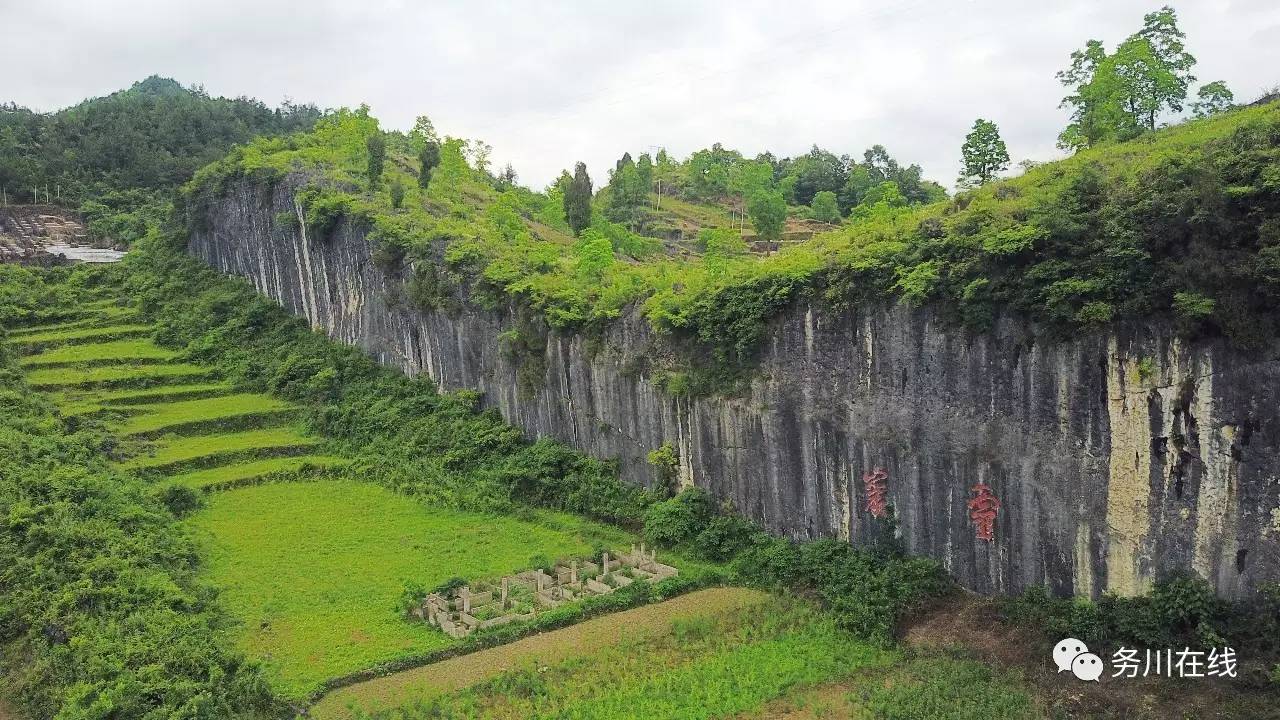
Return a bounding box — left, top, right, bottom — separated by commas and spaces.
967, 481, 1001, 542
863, 467, 889, 518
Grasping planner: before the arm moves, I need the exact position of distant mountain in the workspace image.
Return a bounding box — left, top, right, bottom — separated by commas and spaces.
0, 76, 322, 202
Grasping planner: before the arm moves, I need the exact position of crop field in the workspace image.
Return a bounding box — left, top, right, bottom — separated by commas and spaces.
328, 594, 896, 720
167, 454, 351, 489
18, 338, 179, 366
120, 426, 319, 469
9, 301, 340, 490
24, 361, 213, 388
324, 597, 1042, 720
50, 382, 234, 415
10, 322, 152, 345
188, 479, 641, 698
112, 392, 296, 435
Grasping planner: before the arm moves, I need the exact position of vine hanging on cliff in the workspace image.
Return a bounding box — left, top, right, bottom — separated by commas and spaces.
967, 481, 1001, 542
863, 467, 889, 518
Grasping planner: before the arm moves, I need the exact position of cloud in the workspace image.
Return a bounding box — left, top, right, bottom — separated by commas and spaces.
3, 0, 1278, 189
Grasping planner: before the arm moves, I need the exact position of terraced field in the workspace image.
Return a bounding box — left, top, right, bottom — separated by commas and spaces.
7, 299, 347, 490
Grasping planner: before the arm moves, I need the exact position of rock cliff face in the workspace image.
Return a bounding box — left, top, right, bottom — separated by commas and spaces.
189, 178, 1280, 599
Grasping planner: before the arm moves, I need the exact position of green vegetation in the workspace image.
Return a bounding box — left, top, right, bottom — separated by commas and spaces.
10, 322, 152, 345
18, 338, 177, 366
0, 75, 319, 244
182, 90, 1280, 393
167, 454, 350, 489
1002, 574, 1280, 678
349, 596, 896, 720
313, 588, 768, 719
25, 360, 212, 388
190, 479, 631, 697
1056, 6, 1224, 150
114, 392, 296, 435
958, 118, 1010, 187
122, 427, 319, 469
0, 274, 279, 718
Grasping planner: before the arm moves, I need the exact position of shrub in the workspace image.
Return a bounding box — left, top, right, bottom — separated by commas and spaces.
643, 488, 716, 547
159, 483, 203, 517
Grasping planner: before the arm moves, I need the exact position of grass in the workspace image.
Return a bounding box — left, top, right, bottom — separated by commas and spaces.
18, 339, 179, 366
167, 455, 350, 489
113, 392, 296, 435
5, 304, 135, 336
121, 427, 318, 469
187, 479, 638, 699
51, 382, 234, 415
25, 362, 213, 388
335, 595, 896, 720
9, 323, 152, 345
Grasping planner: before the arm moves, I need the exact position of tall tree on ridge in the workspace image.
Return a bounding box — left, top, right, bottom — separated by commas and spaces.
418, 140, 441, 189
366, 133, 386, 187
958, 118, 1010, 188
564, 162, 593, 235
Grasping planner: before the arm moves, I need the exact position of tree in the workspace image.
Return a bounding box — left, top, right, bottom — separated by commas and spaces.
574, 228, 614, 279
1057, 6, 1196, 150
389, 177, 405, 208
747, 189, 786, 242
564, 162, 593, 235
957, 118, 1010, 187
809, 190, 840, 223
418, 141, 440, 189
366, 133, 386, 187
1192, 81, 1234, 118
468, 140, 493, 175
605, 152, 648, 229
408, 115, 438, 150
782, 145, 848, 205
496, 163, 518, 190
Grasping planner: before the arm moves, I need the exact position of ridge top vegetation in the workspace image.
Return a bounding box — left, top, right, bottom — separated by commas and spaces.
183, 97, 1280, 392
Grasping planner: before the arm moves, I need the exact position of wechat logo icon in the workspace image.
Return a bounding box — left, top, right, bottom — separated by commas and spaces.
1054, 638, 1104, 681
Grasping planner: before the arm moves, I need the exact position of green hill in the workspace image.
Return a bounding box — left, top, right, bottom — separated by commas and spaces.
0, 75, 321, 244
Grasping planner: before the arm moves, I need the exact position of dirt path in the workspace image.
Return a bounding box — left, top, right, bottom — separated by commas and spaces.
310, 587, 768, 719
0, 698, 20, 720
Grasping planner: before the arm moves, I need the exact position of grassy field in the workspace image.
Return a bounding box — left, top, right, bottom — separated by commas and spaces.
188, 479, 641, 698
167, 454, 351, 489
113, 392, 296, 435
121, 426, 319, 469
18, 338, 179, 366
25, 361, 212, 388
50, 382, 233, 415
313, 588, 772, 719
10, 323, 152, 345
325, 599, 1044, 720
329, 594, 900, 720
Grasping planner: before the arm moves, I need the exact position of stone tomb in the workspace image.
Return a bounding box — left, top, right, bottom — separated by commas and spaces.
412, 545, 677, 639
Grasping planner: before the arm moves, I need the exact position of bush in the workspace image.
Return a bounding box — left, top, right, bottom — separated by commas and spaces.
643, 488, 716, 547
159, 483, 203, 517
693, 515, 764, 562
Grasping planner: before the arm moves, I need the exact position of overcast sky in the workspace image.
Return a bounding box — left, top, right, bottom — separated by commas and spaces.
4, 0, 1279, 189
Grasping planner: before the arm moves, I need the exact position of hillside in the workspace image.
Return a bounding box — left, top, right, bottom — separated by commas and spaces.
0, 76, 320, 244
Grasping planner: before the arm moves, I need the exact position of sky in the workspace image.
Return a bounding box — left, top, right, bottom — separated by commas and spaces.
3, 0, 1279, 190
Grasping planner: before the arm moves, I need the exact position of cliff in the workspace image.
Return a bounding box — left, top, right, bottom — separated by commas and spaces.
188, 177, 1280, 599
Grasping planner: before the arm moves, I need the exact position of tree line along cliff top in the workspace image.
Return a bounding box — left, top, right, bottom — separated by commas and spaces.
181, 97, 1280, 385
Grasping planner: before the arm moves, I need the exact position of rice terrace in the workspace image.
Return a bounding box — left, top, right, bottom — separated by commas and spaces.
4, 3, 1280, 719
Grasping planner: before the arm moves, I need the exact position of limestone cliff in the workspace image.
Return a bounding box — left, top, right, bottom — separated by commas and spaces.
188, 177, 1280, 599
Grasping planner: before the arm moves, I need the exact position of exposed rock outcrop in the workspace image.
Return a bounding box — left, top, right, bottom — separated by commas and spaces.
188, 178, 1280, 599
